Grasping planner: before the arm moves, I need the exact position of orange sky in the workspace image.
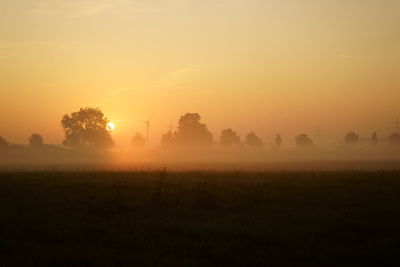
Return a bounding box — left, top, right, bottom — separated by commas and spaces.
1, 0, 399, 148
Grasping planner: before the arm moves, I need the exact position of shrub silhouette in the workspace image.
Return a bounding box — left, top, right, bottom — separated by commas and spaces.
0, 136, 10, 148
388, 132, 400, 145
275, 134, 282, 148
371, 132, 378, 145
28, 134, 44, 147
295, 134, 313, 149
344, 132, 359, 145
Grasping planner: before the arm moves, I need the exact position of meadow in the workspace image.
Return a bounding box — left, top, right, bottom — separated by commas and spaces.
0, 170, 399, 266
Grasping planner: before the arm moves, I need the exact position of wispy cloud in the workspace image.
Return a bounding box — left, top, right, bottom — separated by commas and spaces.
109, 88, 135, 96
217, 0, 249, 7
0, 44, 8, 49
155, 65, 210, 91
340, 54, 354, 58
31, 0, 161, 18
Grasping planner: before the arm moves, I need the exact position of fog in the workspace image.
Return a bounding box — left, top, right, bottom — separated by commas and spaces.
1, 114, 400, 171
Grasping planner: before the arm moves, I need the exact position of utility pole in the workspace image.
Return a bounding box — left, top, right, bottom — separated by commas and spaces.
314, 125, 321, 143
145, 121, 150, 144
138, 119, 151, 145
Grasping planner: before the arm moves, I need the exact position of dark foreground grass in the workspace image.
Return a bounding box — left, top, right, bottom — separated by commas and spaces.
0, 171, 399, 266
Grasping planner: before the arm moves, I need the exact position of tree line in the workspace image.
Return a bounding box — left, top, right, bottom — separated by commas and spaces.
1, 107, 400, 150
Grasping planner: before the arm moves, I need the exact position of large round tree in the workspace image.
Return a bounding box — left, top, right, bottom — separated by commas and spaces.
61, 107, 114, 149
173, 113, 213, 146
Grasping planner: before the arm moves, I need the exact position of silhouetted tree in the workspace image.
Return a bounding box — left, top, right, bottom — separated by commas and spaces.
388, 132, 400, 145
28, 133, 44, 147
371, 132, 378, 146
161, 131, 174, 146
220, 128, 241, 147
344, 132, 359, 145
173, 113, 213, 146
245, 132, 264, 149
161, 131, 174, 147
295, 134, 313, 149
0, 136, 10, 148
131, 132, 146, 148
275, 134, 282, 148
61, 107, 114, 149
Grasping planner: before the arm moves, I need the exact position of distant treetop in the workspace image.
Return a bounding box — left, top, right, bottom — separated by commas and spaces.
344, 132, 359, 145
0, 136, 10, 148
295, 134, 313, 149
166, 113, 213, 147
244, 132, 264, 149
131, 132, 146, 148
220, 128, 241, 147
29, 134, 44, 147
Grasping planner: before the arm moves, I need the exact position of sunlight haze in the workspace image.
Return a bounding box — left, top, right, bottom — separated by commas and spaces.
1, 0, 399, 147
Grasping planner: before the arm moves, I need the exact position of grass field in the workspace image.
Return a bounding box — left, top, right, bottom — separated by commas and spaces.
0, 170, 399, 266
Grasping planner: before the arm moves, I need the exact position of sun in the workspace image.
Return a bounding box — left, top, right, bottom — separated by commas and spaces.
106, 122, 115, 132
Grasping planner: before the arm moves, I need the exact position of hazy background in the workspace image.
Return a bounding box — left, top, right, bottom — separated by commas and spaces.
1, 0, 399, 148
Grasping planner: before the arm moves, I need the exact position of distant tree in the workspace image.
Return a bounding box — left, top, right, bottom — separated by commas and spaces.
173, 113, 213, 146
161, 131, 174, 147
295, 134, 313, 149
28, 133, 44, 147
220, 128, 241, 147
245, 132, 264, 149
0, 136, 10, 148
275, 134, 282, 148
131, 132, 146, 148
371, 132, 378, 146
388, 132, 400, 145
61, 107, 114, 149
344, 132, 359, 145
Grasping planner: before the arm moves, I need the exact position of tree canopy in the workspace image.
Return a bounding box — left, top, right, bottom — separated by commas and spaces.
371, 132, 378, 145
244, 132, 264, 149
344, 132, 359, 145
131, 132, 146, 148
0, 136, 10, 148
29, 134, 44, 147
275, 134, 282, 148
220, 128, 241, 147
295, 134, 313, 149
388, 132, 400, 145
172, 113, 213, 146
61, 107, 114, 149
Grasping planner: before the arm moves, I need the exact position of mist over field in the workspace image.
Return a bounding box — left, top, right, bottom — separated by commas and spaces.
1, 111, 400, 171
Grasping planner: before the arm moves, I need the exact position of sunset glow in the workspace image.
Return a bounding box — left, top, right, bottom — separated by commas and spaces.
106, 122, 115, 132
0, 0, 399, 148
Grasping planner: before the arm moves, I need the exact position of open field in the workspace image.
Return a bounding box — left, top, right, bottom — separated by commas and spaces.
0, 170, 399, 266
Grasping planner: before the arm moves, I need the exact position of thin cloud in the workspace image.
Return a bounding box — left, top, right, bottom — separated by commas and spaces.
31, 0, 162, 18
340, 54, 354, 58
155, 64, 210, 91
217, 0, 249, 7
109, 88, 135, 96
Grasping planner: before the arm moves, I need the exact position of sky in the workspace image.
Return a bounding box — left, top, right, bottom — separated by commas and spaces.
1, 0, 399, 148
